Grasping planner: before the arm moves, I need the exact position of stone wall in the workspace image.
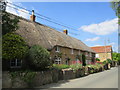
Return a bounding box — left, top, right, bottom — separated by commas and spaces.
2, 68, 86, 88
3, 63, 118, 88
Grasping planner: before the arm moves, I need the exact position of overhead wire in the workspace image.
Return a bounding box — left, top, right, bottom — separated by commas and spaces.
6, 2, 80, 35
6, 1, 78, 31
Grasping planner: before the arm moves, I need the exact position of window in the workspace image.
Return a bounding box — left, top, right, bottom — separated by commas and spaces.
55, 46, 60, 52
89, 52, 92, 57
55, 57, 61, 64
10, 59, 22, 68
71, 49, 74, 54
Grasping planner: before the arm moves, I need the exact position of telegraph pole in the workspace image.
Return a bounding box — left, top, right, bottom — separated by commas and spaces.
104, 38, 107, 60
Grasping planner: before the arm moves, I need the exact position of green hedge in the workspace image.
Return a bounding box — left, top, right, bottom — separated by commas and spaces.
70, 64, 83, 71
2, 33, 29, 60
53, 64, 70, 70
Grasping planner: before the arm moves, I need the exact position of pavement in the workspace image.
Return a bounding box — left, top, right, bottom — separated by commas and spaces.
36, 67, 118, 88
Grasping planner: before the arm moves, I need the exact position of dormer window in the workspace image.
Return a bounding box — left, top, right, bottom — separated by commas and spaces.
55, 46, 60, 52
71, 49, 74, 54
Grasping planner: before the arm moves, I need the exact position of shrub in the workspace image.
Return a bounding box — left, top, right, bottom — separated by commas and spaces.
70, 63, 83, 71
82, 54, 86, 66
28, 45, 51, 70
10, 70, 36, 85
2, 33, 29, 60
53, 64, 69, 70
102, 60, 108, 64
107, 59, 112, 64
87, 63, 103, 73
2, 11, 19, 35
96, 58, 100, 61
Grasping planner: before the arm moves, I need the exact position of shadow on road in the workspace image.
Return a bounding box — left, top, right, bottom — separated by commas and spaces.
35, 79, 70, 89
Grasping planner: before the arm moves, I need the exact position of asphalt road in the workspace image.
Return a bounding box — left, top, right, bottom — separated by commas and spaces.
38, 67, 118, 88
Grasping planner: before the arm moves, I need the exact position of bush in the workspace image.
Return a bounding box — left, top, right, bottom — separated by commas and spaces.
82, 54, 86, 66
2, 33, 29, 60
96, 58, 100, 61
87, 63, 103, 73
107, 59, 112, 64
70, 64, 83, 71
28, 45, 51, 70
53, 64, 69, 70
2, 11, 19, 35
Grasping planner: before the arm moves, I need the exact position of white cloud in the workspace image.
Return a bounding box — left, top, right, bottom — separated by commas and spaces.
94, 45, 102, 46
109, 42, 115, 46
85, 37, 100, 41
6, 0, 29, 19
79, 18, 118, 35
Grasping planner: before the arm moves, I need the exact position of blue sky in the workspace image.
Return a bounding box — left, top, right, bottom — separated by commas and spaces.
6, 1, 118, 52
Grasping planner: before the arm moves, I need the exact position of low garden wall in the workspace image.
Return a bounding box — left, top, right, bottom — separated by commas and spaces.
2, 62, 118, 88
2, 68, 86, 88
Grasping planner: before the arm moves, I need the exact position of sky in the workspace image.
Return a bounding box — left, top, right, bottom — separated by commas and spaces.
6, 0, 118, 52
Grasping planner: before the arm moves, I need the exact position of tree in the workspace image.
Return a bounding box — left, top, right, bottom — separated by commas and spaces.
2, 11, 19, 35
2, 33, 29, 60
28, 45, 51, 70
82, 54, 86, 66
0, 1, 7, 11
111, 0, 120, 24
112, 52, 120, 61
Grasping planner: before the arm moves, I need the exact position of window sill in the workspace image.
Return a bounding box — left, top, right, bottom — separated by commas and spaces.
10, 66, 21, 68
56, 51, 60, 52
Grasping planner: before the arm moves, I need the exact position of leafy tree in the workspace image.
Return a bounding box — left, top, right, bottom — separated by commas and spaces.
2, 11, 19, 35
112, 52, 120, 61
28, 45, 51, 70
111, 0, 120, 24
2, 33, 29, 60
0, 1, 7, 11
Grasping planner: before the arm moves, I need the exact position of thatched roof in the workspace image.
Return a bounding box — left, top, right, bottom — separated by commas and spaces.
12, 14, 95, 53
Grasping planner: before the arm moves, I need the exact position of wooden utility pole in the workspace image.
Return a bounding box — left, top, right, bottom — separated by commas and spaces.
104, 38, 107, 60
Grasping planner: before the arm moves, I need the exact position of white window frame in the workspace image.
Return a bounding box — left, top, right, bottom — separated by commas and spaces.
10, 59, 22, 68
55, 46, 60, 52
71, 49, 74, 54
55, 57, 61, 64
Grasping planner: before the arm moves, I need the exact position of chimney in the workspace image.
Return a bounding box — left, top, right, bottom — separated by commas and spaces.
63, 29, 68, 35
30, 10, 36, 22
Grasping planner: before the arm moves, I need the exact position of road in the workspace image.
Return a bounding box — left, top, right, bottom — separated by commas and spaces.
38, 67, 118, 88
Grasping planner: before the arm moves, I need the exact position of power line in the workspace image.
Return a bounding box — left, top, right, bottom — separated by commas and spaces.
6, 1, 78, 31
6, 5, 79, 35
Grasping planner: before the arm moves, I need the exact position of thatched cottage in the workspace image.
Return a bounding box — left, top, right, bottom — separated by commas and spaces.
6, 11, 96, 67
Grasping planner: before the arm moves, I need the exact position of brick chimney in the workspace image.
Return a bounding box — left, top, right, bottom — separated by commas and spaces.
63, 29, 68, 35
30, 10, 36, 22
